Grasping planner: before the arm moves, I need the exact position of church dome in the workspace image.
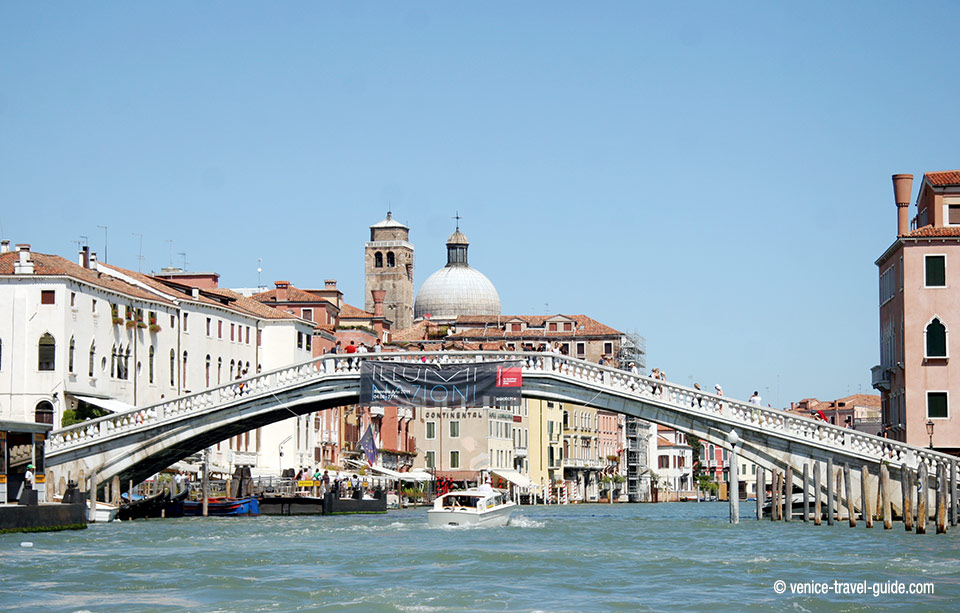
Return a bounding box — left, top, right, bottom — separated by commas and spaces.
413, 227, 501, 321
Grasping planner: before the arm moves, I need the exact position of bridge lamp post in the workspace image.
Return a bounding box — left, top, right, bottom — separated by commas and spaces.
926, 420, 935, 450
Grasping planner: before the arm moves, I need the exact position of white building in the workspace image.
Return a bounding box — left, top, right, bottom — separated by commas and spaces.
655, 426, 694, 498
0, 242, 316, 477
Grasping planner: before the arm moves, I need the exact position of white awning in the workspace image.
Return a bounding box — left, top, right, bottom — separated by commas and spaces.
345, 459, 433, 482
73, 395, 136, 415
490, 468, 537, 490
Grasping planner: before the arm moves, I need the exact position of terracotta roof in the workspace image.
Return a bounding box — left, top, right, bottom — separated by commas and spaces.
657, 436, 675, 447
451, 314, 621, 337
0, 252, 174, 304
339, 303, 374, 319
925, 170, 960, 187
905, 226, 960, 238
657, 425, 674, 432
205, 288, 302, 321
252, 285, 333, 304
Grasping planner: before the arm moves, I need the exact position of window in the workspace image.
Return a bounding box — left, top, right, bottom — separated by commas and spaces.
246, 326, 250, 344
426, 421, 436, 439
374, 252, 383, 268
925, 255, 946, 288
41, 290, 55, 305
306, 334, 312, 352
92, 298, 97, 313
218, 320, 222, 339
925, 318, 948, 358
88, 341, 96, 377
170, 349, 176, 386
563, 322, 572, 331
450, 450, 460, 469
149, 346, 155, 383
182, 351, 188, 388
302, 308, 313, 322
170, 314, 175, 328
206, 318, 212, 336
183, 313, 189, 331
387, 251, 395, 267
603, 342, 613, 355
230, 323, 235, 341
425, 450, 435, 469
70, 292, 76, 307
35, 401, 54, 425
549, 322, 557, 331
950, 205, 960, 226
68, 337, 75, 373
297, 332, 303, 349
576, 342, 585, 356
449, 420, 460, 438
928, 391, 948, 419
205, 355, 211, 387
658, 456, 669, 469
218, 357, 223, 384
38, 333, 55, 370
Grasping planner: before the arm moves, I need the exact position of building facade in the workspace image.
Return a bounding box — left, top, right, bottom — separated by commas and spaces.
365, 212, 415, 331
873, 171, 960, 453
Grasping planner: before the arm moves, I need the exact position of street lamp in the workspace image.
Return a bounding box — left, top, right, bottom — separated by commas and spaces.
926, 420, 935, 449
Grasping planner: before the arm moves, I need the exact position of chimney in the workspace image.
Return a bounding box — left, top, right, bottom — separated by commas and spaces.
372, 290, 386, 318
82, 245, 90, 268
1, 239, 10, 254
325, 279, 337, 289
90, 251, 98, 268
892, 174, 914, 236
14, 244, 34, 275
274, 280, 289, 302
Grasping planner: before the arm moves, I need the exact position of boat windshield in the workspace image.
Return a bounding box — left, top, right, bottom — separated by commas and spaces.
443, 495, 482, 509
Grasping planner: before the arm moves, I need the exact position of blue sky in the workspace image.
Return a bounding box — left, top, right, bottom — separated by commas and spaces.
2, 2, 959, 406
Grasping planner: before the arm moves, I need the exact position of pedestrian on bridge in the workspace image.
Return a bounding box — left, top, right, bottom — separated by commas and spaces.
749, 391, 762, 406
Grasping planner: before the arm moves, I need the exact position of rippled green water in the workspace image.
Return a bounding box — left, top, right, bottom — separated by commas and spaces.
2, 502, 959, 611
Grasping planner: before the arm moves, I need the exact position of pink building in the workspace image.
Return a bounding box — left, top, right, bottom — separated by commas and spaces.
873, 170, 960, 453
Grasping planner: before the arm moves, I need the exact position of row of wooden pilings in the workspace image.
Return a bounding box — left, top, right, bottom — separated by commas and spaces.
728, 441, 958, 534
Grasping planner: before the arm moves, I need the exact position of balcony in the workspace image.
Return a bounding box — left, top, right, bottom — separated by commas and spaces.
561, 458, 603, 469
232, 450, 258, 467
871, 365, 890, 392
369, 406, 385, 417
514, 446, 528, 458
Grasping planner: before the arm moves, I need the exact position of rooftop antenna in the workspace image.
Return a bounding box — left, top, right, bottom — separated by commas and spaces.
165, 240, 174, 267
178, 252, 188, 271
75, 235, 89, 251
132, 232, 144, 272
257, 258, 263, 291
97, 225, 108, 263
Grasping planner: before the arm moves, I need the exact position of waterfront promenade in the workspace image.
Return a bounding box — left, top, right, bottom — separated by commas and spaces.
2, 503, 956, 611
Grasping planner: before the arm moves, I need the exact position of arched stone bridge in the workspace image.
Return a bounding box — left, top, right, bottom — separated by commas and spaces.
46, 352, 956, 509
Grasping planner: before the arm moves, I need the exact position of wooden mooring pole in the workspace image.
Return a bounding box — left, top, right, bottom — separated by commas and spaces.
756, 468, 763, 520
844, 463, 856, 528
881, 463, 892, 530
937, 462, 947, 535
862, 464, 873, 528
813, 462, 822, 526
802, 464, 809, 523
951, 459, 958, 528
903, 467, 914, 532
784, 466, 792, 522
916, 462, 928, 535
88, 465, 98, 524
728, 441, 739, 524
826, 458, 835, 526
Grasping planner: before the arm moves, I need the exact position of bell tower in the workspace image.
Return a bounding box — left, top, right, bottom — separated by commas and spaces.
365, 212, 414, 330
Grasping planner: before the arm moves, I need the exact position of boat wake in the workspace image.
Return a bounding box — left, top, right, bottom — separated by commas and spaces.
506, 515, 544, 528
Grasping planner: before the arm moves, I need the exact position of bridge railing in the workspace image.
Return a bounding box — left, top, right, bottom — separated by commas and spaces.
47, 357, 330, 454
47, 350, 953, 474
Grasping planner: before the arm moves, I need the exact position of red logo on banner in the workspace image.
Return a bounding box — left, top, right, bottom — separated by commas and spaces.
496, 365, 522, 388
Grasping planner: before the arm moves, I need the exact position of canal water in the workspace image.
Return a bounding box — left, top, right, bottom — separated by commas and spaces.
3, 502, 959, 611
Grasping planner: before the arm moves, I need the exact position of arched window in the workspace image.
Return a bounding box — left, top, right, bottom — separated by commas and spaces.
38, 333, 56, 371
205, 355, 211, 387
170, 349, 176, 387
68, 336, 76, 373
230, 359, 235, 380
111, 344, 117, 378
182, 351, 188, 388
926, 317, 948, 358
35, 400, 54, 425
217, 357, 222, 385
374, 252, 383, 268
88, 341, 96, 377
387, 251, 396, 267
148, 345, 155, 383
124, 347, 131, 380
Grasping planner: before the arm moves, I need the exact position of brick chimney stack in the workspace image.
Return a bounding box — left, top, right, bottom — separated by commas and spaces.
325, 279, 337, 289
892, 174, 914, 236
372, 290, 386, 317
1, 239, 10, 254
274, 280, 290, 302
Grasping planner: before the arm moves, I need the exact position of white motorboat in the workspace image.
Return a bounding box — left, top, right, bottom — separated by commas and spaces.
427, 487, 516, 527
89, 501, 120, 523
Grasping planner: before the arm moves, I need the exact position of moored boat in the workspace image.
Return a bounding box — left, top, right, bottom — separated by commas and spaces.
183, 496, 260, 516
427, 487, 516, 527
118, 490, 170, 521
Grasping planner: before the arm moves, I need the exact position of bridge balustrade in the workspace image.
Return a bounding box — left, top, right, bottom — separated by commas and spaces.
46, 351, 959, 481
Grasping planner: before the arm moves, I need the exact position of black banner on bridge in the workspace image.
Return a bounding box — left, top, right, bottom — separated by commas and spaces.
359, 360, 522, 408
